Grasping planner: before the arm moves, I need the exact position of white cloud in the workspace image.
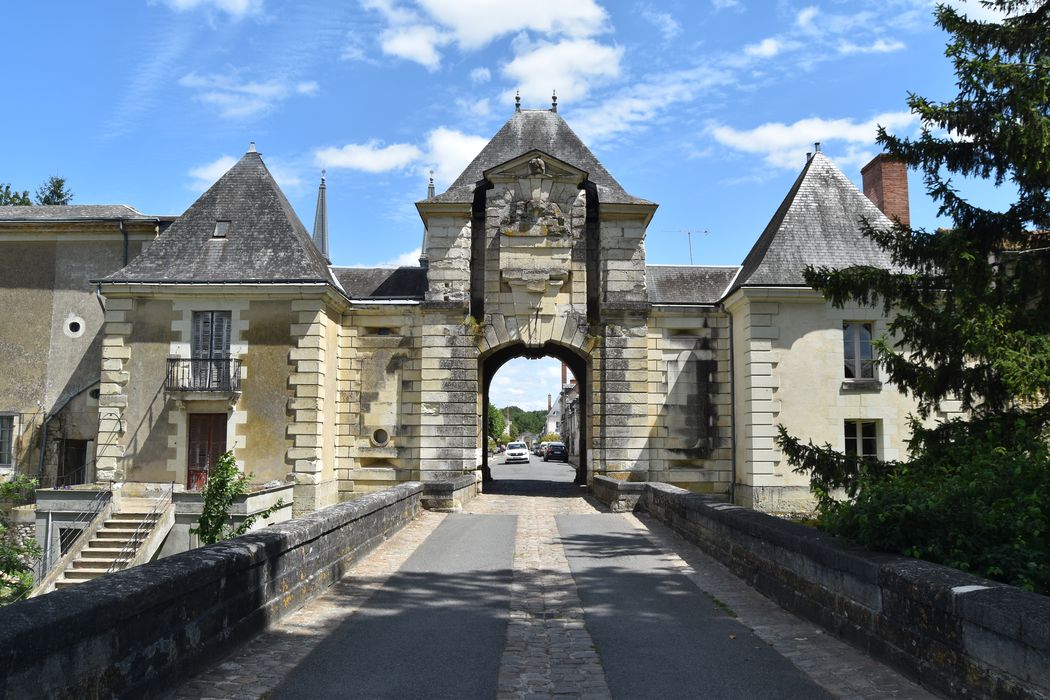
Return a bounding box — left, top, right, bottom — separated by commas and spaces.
711, 0, 739, 9
640, 6, 681, 40
489, 357, 564, 411
158, 0, 263, 19
470, 67, 491, 83
707, 111, 917, 169
416, 0, 609, 48
423, 127, 488, 187
503, 38, 623, 104
379, 23, 450, 70
572, 64, 734, 145
188, 155, 237, 191
362, 0, 610, 68
744, 37, 799, 59
377, 247, 423, 268
315, 141, 423, 172
178, 72, 319, 118
313, 126, 486, 187
837, 38, 906, 54
940, 0, 1012, 22
796, 6, 818, 30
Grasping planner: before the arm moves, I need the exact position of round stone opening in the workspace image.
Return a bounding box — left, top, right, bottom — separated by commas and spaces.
371, 428, 389, 447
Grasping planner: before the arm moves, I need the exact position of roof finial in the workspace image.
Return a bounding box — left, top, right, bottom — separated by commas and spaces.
814, 141, 821, 153
515, 90, 521, 112
321, 167, 327, 185
248, 141, 257, 153
551, 90, 558, 113
427, 170, 435, 200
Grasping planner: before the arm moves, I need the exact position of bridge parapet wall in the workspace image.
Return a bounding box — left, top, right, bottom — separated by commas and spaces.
0, 482, 423, 699
594, 476, 1049, 700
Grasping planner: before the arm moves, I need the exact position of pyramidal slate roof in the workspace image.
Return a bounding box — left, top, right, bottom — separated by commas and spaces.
432, 110, 650, 205
733, 152, 895, 290
106, 149, 334, 285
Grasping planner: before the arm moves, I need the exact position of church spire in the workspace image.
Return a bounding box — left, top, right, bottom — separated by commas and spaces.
312, 169, 330, 263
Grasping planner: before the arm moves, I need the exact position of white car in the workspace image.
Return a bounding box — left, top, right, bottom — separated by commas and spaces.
504, 441, 530, 464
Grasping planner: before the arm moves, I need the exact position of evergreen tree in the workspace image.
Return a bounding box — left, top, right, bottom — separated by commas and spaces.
779, 0, 1050, 593
0, 183, 31, 206
35, 176, 73, 205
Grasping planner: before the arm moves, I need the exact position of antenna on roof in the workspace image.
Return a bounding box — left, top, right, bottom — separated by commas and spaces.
551, 90, 558, 113
248, 141, 257, 153
515, 90, 521, 112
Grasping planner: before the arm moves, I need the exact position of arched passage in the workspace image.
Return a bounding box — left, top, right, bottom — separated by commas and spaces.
480, 341, 589, 486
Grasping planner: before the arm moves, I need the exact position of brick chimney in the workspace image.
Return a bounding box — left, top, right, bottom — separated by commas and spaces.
548, 393, 552, 411
861, 154, 910, 227
561, 362, 568, 388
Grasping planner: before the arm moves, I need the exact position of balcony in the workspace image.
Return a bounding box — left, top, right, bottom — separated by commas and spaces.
165, 358, 242, 394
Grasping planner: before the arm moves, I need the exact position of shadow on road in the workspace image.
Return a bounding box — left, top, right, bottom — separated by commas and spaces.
485, 457, 588, 498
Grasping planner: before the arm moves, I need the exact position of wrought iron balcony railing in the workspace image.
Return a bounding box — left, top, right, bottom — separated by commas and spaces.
165, 357, 242, 392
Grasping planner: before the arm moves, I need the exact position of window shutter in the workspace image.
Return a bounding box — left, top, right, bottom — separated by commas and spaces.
192, 312, 211, 359
213, 311, 231, 358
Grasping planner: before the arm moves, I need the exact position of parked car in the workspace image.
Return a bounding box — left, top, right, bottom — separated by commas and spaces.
505, 441, 530, 464
535, 441, 549, 456
543, 442, 568, 462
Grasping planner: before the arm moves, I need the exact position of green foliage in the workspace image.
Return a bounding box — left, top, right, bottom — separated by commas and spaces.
539, 432, 561, 443
0, 475, 38, 504
0, 517, 39, 604
487, 404, 505, 441
0, 183, 31, 206
783, 1, 1050, 593
189, 452, 284, 546
34, 176, 73, 206
780, 417, 1050, 593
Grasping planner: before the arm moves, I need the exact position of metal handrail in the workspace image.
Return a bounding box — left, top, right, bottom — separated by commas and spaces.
8, 483, 112, 603
106, 482, 174, 574
165, 357, 241, 392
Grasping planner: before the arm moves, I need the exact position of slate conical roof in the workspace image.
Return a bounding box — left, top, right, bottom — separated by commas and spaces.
432, 109, 650, 205
107, 149, 334, 284
734, 152, 896, 290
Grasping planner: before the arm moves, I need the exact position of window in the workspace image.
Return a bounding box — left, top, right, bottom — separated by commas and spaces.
191, 311, 232, 389
844, 420, 878, 459
843, 322, 875, 379
213, 220, 230, 238
0, 415, 13, 467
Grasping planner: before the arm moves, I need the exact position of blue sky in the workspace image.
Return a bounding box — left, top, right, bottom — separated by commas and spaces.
0, 0, 1008, 411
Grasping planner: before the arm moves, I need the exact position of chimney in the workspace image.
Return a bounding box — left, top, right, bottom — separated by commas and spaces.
861, 154, 910, 227
548, 393, 552, 411
561, 362, 568, 388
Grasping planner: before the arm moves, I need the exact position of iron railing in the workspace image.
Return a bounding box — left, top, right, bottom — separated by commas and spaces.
165, 358, 241, 392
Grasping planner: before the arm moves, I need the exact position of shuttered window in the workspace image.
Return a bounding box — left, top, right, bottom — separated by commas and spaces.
0, 415, 13, 467
192, 311, 231, 359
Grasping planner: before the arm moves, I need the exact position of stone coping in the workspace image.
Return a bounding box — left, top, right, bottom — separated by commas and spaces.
593, 476, 1050, 699
421, 473, 481, 512
0, 482, 423, 699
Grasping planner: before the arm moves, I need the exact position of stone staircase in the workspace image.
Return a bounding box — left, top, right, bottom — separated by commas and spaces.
53, 499, 160, 590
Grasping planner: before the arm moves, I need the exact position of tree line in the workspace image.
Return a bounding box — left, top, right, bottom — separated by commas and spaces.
1, 176, 74, 206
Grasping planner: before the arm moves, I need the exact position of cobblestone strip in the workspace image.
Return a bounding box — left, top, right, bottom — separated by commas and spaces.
624, 512, 937, 700
167, 510, 446, 700
468, 494, 613, 700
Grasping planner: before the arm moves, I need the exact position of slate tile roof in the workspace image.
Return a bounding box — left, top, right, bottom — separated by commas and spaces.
105, 151, 335, 285
0, 205, 162, 221
646, 265, 740, 305
332, 266, 427, 300
432, 110, 651, 206
733, 152, 896, 290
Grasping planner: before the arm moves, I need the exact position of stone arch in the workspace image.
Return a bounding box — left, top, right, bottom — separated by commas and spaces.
479, 337, 590, 485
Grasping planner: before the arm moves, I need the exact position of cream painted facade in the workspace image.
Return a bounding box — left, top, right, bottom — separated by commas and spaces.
2, 110, 930, 516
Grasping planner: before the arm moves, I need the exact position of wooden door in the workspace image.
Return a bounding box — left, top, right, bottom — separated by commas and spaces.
187, 413, 227, 490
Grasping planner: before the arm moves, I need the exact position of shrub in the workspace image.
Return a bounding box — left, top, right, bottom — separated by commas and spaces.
190, 452, 285, 546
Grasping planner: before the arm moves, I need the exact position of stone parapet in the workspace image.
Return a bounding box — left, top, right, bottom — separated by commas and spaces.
0, 482, 423, 699
593, 478, 1050, 700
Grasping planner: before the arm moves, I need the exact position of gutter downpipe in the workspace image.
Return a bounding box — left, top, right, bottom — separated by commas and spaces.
723, 303, 737, 505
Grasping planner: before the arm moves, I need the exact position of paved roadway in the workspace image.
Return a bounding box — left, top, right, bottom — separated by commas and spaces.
170, 458, 935, 700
